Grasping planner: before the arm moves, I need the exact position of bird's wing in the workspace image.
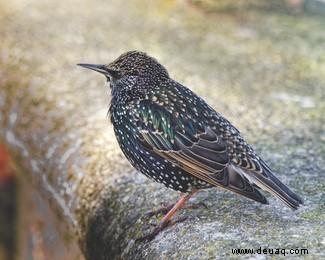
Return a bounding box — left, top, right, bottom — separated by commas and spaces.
134, 101, 227, 184
135, 101, 267, 203
140, 124, 230, 185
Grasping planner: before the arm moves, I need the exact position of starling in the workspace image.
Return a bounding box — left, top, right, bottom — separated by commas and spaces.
78, 51, 303, 240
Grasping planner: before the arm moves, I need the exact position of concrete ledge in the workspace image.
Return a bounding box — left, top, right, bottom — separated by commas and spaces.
0, 0, 323, 259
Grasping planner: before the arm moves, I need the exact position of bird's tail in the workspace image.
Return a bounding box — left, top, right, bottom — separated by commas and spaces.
241, 160, 304, 210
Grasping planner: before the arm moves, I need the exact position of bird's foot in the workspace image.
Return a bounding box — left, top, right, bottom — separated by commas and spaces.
137, 190, 199, 242
136, 216, 187, 242
144, 202, 207, 218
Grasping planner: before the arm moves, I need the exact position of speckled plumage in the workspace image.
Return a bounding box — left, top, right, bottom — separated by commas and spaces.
78, 51, 303, 211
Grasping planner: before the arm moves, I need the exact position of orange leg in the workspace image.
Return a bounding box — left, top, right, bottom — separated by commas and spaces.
137, 189, 198, 242
144, 201, 207, 218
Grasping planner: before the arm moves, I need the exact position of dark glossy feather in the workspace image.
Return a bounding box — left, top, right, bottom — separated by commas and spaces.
135, 101, 269, 204
130, 79, 303, 208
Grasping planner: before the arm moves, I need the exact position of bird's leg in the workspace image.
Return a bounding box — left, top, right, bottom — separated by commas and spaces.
144, 201, 207, 218
137, 189, 198, 242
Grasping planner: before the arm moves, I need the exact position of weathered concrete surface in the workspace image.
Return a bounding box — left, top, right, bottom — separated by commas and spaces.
0, 0, 324, 259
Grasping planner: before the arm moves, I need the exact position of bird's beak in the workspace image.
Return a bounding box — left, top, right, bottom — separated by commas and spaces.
77, 63, 109, 75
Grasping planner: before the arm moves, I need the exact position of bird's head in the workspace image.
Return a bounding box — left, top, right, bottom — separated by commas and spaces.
78, 51, 169, 99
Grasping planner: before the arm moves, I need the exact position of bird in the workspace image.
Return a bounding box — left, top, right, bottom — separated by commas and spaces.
77, 51, 303, 241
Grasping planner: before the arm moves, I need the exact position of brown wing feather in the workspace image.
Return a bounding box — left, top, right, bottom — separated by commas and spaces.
140, 126, 269, 204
